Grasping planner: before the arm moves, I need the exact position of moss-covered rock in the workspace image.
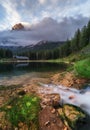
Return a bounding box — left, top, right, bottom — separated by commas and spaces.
58, 104, 89, 130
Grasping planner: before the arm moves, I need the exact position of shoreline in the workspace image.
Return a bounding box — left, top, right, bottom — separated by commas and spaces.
0, 71, 90, 130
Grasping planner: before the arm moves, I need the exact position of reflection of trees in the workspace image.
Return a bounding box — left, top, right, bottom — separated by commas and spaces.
0, 63, 14, 72
0, 62, 67, 73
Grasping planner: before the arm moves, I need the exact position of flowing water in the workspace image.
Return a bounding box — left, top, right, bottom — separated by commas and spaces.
0, 61, 90, 115
40, 83, 90, 115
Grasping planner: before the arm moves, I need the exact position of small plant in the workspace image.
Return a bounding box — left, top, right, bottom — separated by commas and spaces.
4, 95, 40, 129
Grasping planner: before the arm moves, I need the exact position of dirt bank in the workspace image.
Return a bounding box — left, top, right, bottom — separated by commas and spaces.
51, 72, 89, 89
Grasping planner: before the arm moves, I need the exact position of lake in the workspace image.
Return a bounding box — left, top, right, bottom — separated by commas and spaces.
0, 62, 67, 86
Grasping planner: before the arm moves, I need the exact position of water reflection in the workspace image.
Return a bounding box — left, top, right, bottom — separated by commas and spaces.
0, 62, 67, 74
0, 62, 67, 86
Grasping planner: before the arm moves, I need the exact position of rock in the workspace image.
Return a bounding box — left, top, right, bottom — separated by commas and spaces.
17, 90, 26, 96
39, 106, 66, 130
44, 121, 50, 126
64, 127, 68, 130
68, 95, 75, 99
18, 122, 28, 130
40, 94, 60, 108
51, 94, 60, 107
58, 104, 88, 130
51, 108, 56, 114
6, 105, 12, 109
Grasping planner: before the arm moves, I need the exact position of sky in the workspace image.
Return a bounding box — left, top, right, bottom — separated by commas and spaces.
0, 0, 90, 45
0, 0, 90, 30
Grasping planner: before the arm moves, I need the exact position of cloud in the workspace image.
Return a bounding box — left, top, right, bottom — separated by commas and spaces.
0, 16, 89, 46
0, 0, 21, 30
0, 0, 90, 31
38, 0, 46, 4
30, 16, 89, 41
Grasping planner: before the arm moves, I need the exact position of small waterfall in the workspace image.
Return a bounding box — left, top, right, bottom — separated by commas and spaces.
40, 83, 90, 114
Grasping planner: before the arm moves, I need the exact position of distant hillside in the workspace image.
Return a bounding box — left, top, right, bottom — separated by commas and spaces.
26, 41, 64, 51
16, 40, 65, 54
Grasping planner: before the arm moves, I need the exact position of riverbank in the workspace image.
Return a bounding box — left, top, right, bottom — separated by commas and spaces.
0, 56, 90, 130
0, 68, 90, 130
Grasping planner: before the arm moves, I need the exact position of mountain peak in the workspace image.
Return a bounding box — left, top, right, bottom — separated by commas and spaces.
12, 23, 24, 30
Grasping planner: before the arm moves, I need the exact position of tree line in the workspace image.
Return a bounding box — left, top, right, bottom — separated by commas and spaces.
0, 48, 13, 58
0, 20, 90, 60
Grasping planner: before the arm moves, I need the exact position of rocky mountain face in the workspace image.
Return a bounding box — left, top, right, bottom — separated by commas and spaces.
12, 23, 24, 30
0, 40, 64, 54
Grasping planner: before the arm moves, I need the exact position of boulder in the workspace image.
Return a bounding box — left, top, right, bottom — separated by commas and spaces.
40, 93, 60, 108
39, 106, 66, 130
58, 104, 89, 130
17, 90, 26, 96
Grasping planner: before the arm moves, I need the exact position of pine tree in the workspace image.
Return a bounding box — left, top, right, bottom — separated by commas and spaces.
71, 29, 81, 52
87, 20, 90, 44
80, 26, 88, 48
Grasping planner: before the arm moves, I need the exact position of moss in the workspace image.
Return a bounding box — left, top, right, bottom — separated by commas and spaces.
63, 104, 86, 129
0, 94, 41, 129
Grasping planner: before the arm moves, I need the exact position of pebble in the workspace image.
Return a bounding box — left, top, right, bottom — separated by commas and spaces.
44, 121, 50, 126
51, 108, 56, 114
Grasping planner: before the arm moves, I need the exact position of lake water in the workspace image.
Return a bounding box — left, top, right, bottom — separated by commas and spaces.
0, 62, 67, 86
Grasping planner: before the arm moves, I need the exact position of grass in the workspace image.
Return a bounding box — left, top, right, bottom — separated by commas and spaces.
74, 58, 90, 78
1, 94, 41, 129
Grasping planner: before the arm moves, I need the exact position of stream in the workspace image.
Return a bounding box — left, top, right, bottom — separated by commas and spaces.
40, 83, 90, 115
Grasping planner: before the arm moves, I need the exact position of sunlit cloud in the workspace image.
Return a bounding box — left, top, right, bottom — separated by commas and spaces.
0, 0, 90, 31
0, 0, 21, 30
38, 0, 46, 5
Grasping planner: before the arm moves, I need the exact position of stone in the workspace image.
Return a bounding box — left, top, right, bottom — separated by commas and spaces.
6, 105, 12, 109
64, 127, 68, 130
39, 106, 66, 130
17, 90, 26, 96
68, 95, 75, 99
44, 121, 50, 126
58, 104, 88, 130
51, 108, 56, 114
40, 94, 60, 108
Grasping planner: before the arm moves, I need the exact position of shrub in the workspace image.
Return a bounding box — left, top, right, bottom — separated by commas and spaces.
74, 58, 90, 78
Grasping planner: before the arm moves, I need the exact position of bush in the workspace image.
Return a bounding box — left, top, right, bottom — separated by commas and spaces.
74, 58, 90, 78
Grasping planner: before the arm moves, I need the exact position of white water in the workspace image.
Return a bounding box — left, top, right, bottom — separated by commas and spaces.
40, 83, 90, 114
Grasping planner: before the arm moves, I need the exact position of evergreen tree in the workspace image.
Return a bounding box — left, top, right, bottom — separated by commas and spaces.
80, 26, 88, 48
71, 29, 81, 52
87, 20, 90, 44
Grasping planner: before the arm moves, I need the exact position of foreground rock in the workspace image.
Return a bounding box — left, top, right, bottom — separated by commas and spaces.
58, 104, 90, 130
40, 93, 60, 108
39, 106, 67, 130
